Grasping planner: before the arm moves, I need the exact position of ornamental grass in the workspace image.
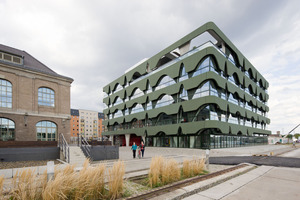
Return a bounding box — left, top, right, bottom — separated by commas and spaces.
2, 158, 125, 200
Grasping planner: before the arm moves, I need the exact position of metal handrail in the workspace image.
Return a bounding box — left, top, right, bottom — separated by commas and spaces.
59, 133, 70, 163
80, 136, 91, 158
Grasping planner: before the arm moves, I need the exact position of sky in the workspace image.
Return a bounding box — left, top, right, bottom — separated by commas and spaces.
0, 0, 300, 134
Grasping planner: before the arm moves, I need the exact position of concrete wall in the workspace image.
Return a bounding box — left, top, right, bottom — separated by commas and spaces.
89, 146, 119, 161
0, 147, 59, 161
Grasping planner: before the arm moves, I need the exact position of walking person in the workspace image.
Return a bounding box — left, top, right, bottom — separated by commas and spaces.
139, 141, 145, 158
131, 142, 137, 158
293, 140, 296, 148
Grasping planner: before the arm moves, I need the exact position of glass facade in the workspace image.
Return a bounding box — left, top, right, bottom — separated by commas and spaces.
103, 23, 270, 149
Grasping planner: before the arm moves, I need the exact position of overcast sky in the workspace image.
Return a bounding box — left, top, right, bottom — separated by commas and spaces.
1, 0, 300, 134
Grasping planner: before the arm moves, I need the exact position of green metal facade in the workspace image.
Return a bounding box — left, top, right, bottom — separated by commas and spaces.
102, 22, 270, 149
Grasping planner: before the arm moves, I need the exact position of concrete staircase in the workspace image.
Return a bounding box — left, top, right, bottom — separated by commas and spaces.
69, 146, 87, 166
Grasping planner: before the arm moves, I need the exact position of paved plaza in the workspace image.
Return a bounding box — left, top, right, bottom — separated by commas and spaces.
1, 144, 299, 199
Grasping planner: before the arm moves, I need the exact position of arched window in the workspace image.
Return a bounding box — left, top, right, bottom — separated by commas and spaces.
192, 57, 210, 77
146, 100, 152, 110
131, 88, 144, 99
193, 105, 210, 122
38, 87, 55, 107
113, 109, 123, 118
145, 82, 152, 94
131, 103, 144, 114
228, 54, 236, 65
179, 88, 188, 101
36, 121, 57, 141
113, 84, 123, 93
0, 118, 15, 141
155, 76, 176, 91
192, 81, 210, 99
124, 108, 129, 116
0, 79, 12, 108
156, 95, 174, 108
113, 97, 123, 106
179, 65, 188, 82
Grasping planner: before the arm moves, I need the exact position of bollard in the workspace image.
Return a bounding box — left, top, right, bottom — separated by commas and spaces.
205, 149, 210, 171
47, 161, 54, 181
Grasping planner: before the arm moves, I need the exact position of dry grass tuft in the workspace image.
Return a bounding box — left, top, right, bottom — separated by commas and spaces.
148, 156, 164, 187
149, 156, 180, 187
182, 158, 205, 178
7, 159, 106, 200
161, 158, 181, 185
10, 168, 41, 200
0, 175, 4, 198
108, 160, 125, 199
182, 159, 191, 178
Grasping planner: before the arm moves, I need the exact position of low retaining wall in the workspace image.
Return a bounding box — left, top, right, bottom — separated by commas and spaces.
90, 146, 119, 161
0, 141, 57, 148
0, 147, 60, 162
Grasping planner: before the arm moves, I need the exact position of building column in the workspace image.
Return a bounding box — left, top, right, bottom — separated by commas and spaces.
142, 136, 146, 143
125, 134, 130, 147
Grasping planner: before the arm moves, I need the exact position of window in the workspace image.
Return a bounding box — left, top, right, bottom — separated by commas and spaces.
113, 97, 123, 106
145, 82, 152, 94
0, 118, 15, 141
131, 88, 144, 99
0, 79, 12, 108
193, 82, 209, 99
114, 109, 123, 118
131, 103, 144, 114
36, 121, 57, 141
192, 57, 210, 77
179, 65, 188, 82
38, 87, 55, 107
113, 83, 123, 93
179, 88, 188, 101
155, 76, 176, 91
156, 95, 174, 108
146, 101, 152, 110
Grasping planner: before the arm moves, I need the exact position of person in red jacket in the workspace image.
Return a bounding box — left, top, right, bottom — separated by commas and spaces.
139, 141, 145, 158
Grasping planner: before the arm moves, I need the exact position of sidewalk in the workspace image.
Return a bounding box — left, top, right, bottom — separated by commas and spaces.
184, 166, 300, 200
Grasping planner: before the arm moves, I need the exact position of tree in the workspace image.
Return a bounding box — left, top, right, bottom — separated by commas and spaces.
286, 134, 293, 139
294, 133, 300, 139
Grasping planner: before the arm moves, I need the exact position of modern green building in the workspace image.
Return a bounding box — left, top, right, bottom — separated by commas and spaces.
102, 22, 270, 149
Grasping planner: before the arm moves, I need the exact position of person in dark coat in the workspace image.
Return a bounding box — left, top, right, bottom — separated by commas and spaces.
139, 141, 145, 158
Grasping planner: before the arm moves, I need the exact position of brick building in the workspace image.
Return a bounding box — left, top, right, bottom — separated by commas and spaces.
0, 44, 73, 142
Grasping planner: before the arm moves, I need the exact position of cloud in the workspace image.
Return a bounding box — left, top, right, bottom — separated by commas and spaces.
1, 0, 300, 134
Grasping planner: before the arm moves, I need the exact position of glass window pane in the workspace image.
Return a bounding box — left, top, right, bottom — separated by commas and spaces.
36, 121, 57, 141
38, 87, 55, 107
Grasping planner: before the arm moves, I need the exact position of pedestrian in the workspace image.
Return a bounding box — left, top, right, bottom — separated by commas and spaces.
139, 141, 145, 158
131, 142, 137, 158
293, 140, 296, 148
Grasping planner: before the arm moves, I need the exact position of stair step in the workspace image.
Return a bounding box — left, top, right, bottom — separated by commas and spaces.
67, 146, 87, 164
